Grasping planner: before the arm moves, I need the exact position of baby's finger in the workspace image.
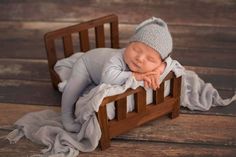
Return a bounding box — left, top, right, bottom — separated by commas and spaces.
150, 76, 157, 90
155, 77, 160, 89
144, 77, 149, 88
144, 80, 148, 88
144, 77, 151, 88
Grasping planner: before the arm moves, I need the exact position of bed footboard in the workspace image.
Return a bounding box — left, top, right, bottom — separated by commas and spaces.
97, 71, 182, 150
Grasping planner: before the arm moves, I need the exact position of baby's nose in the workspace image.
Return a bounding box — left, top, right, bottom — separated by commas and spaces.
136, 54, 145, 63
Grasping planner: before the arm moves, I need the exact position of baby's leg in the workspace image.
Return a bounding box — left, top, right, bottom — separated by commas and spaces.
61, 58, 92, 132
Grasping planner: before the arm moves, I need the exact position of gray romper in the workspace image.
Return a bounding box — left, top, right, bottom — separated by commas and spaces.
61, 48, 132, 132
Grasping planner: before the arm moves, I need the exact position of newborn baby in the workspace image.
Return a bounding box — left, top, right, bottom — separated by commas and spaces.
61, 17, 173, 132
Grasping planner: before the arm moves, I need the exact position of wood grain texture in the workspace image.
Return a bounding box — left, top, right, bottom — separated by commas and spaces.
0, 132, 43, 157
0, 103, 60, 125
0, 104, 235, 146
0, 79, 61, 106
1, 21, 235, 69
115, 114, 236, 146
1, 21, 236, 50
1, 133, 236, 157
1, 80, 234, 116
0, 0, 235, 27
1, 111, 236, 156
0, 59, 234, 91
0, 59, 50, 81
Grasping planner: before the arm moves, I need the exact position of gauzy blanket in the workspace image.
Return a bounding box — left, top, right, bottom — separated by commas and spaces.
6, 53, 236, 157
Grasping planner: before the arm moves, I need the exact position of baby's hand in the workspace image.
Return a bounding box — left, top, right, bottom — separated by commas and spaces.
144, 62, 166, 90
133, 71, 161, 90
143, 71, 161, 90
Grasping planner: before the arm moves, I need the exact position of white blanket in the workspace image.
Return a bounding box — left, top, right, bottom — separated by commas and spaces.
6, 53, 235, 157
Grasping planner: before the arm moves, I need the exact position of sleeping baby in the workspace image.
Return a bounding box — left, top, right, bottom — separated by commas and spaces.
61, 17, 173, 132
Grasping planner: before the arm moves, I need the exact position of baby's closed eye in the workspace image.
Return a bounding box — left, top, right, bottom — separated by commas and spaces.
147, 56, 156, 62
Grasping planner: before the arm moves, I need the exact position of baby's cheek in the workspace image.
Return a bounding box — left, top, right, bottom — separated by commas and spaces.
144, 63, 156, 71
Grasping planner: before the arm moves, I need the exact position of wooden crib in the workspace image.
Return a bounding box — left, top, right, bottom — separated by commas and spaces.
44, 14, 182, 150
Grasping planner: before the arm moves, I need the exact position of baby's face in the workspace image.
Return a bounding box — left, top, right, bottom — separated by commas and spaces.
124, 42, 162, 73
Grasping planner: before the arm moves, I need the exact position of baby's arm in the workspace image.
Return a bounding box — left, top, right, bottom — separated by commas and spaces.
101, 53, 132, 85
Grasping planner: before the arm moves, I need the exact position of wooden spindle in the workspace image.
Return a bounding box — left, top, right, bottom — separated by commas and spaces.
62, 34, 74, 57
79, 30, 90, 52
134, 87, 146, 113
170, 76, 182, 119
110, 20, 119, 48
171, 76, 182, 98
153, 82, 164, 104
95, 25, 105, 48
115, 98, 127, 120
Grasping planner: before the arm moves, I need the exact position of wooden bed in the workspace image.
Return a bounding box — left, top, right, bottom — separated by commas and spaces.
44, 14, 182, 150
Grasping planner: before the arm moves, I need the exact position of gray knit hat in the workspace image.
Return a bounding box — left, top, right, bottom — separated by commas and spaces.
129, 17, 173, 59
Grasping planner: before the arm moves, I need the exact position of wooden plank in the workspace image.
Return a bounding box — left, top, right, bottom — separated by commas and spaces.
0, 132, 236, 157
1, 104, 235, 146
0, 59, 50, 81
1, 38, 236, 69
172, 47, 236, 69
116, 114, 236, 146
0, 0, 236, 27
0, 59, 234, 90
0, 131, 44, 157
1, 39, 235, 69
0, 103, 60, 126
87, 140, 236, 157
1, 21, 236, 50
1, 22, 236, 69
0, 105, 235, 156
0, 79, 61, 106
0, 79, 234, 116
199, 73, 235, 91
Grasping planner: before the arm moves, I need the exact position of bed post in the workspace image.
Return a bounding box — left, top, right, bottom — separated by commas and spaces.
97, 102, 110, 150
170, 76, 182, 118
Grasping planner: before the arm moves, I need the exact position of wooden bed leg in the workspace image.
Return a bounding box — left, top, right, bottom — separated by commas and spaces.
169, 76, 182, 119
97, 104, 110, 150
170, 98, 180, 119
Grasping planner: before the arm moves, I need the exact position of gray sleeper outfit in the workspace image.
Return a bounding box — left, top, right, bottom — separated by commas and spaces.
61, 48, 132, 132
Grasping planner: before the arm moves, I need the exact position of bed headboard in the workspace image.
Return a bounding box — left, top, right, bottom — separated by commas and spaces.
44, 14, 119, 89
